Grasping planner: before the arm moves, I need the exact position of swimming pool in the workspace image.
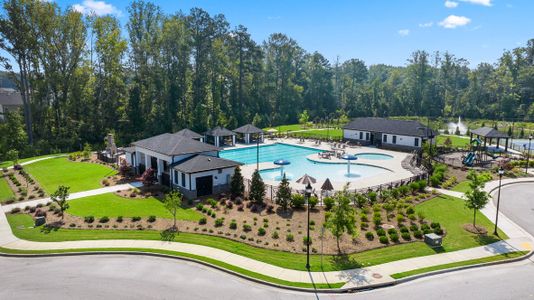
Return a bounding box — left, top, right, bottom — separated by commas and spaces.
220, 143, 391, 183
355, 153, 393, 160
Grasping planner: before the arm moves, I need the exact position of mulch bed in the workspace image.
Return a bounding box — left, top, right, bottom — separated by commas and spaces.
463, 223, 488, 235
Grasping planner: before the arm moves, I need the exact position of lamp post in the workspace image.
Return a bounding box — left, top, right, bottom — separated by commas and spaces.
256, 136, 260, 171
305, 182, 312, 270
526, 135, 532, 174
493, 167, 505, 236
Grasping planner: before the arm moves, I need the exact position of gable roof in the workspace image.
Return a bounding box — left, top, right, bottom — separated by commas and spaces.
132, 133, 219, 156
343, 117, 435, 137
233, 124, 264, 134
174, 128, 203, 139
172, 154, 242, 173
471, 127, 509, 139
0, 88, 23, 106
205, 126, 236, 137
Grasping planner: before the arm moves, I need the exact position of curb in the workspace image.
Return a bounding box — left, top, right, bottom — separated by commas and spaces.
395, 249, 533, 284
0, 249, 393, 294
487, 180, 534, 194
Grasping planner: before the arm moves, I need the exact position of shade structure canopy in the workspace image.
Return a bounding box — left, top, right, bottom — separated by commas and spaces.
266, 128, 278, 133
321, 178, 334, 191
296, 174, 316, 185
341, 154, 358, 161
273, 159, 291, 166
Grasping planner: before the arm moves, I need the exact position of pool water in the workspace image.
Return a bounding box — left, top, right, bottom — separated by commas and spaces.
355, 153, 393, 160
220, 143, 391, 183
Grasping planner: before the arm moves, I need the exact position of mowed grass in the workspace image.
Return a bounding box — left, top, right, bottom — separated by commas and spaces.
24, 157, 117, 193
0, 176, 15, 203
436, 135, 471, 148
293, 128, 342, 139
6, 194, 503, 272
68, 193, 202, 221
451, 180, 472, 193
416, 194, 506, 251
0, 154, 65, 169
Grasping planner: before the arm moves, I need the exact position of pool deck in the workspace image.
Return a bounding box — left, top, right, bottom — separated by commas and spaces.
226, 138, 420, 191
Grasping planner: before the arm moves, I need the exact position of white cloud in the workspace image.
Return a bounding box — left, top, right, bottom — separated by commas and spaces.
72, 0, 120, 16
445, 1, 459, 8
398, 29, 410, 36
419, 22, 433, 28
439, 15, 471, 29
460, 0, 492, 6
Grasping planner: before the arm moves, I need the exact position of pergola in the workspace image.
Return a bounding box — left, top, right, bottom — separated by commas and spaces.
233, 124, 264, 144
205, 126, 236, 147
469, 127, 510, 152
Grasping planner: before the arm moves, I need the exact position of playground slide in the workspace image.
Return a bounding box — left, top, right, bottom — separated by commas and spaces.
463, 152, 475, 166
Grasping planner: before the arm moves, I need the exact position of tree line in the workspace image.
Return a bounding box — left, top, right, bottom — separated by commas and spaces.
1, 0, 533, 158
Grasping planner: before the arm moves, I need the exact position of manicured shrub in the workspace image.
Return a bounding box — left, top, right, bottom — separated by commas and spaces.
69, 223, 76, 228
401, 232, 411, 240
229, 219, 237, 229
387, 228, 397, 235
323, 197, 335, 211
286, 234, 294, 242
303, 236, 312, 246
132, 216, 141, 222
367, 191, 377, 203
198, 217, 207, 225
360, 213, 369, 222
147, 215, 156, 223
210, 212, 216, 218
430, 222, 441, 229
365, 231, 374, 240
399, 225, 409, 233
214, 218, 224, 227
423, 228, 432, 234
360, 222, 369, 230
208, 198, 218, 208
240, 234, 246, 240
196, 203, 204, 211
99, 216, 110, 223
258, 227, 266, 236
413, 230, 423, 239
10, 207, 21, 214
373, 216, 382, 226
376, 228, 386, 236
116, 216, 123, 223
379, 235, 389, 244
406, 206, 415, 215
243, 224, 252, 232
308, 196, 318, 209
271, 231, 279, 239
290, 194, 305, 209
396, 214, 405, 223
410, 224, 419, 232
390, 233, 400, 242
84, 216, 95, 223
434, 228, 444, 235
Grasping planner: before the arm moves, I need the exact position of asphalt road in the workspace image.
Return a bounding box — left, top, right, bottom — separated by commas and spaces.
0, 183, 533, 300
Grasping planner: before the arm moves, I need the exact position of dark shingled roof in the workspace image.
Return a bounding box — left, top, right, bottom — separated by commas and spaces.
233, 124, 264, 134
172, 154, 242, 173
205, 126, 236, 137
132, 133, 219, 156
471, 127, 509, 139
174, 128, 203, 139
0, 88, 23, 106
343, 117, 435, 137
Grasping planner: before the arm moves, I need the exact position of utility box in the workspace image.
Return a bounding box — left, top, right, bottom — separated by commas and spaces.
424, 233, 442, 247
34, 216, 46, 227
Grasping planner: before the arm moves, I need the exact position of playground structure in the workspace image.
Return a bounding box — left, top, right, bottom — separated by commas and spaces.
462, 138, 481, 166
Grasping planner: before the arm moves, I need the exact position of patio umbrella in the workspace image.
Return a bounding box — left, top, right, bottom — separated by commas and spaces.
267, 128, 278, 133
341, 154, 358, 176
320, 178, 334, 191
273, 159, 291, 179
296, 174, 317, 185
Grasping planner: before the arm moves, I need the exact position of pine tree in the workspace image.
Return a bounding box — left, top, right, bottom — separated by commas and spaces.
230, 166, 245, 199
275, 173, 291, 210
249, 169, 265, 205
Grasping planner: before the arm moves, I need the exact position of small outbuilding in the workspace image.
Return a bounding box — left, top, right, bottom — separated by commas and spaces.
205, 126, 237, 147
233, 124, 264, 144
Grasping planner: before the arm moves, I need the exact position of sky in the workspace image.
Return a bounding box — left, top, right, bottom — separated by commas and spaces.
14, 0, 534, 67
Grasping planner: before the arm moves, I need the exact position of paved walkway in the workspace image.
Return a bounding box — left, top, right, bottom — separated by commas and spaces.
0, 178, 532, 288
4, 155, 67, 170
1, 182, 143, 212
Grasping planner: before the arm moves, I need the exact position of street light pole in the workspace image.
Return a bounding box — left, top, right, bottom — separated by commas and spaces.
494, 167, 504, 236
305, 182, 312, 270
526, 135, 532, 174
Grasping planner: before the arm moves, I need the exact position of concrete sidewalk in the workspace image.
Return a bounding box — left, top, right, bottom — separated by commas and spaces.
4, 155, 67, 170
0, 179, 532, 288
2, 182, 142, 212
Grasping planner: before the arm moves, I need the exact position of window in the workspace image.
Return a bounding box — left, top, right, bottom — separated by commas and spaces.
414, 138, 419, 147
173, 171, 178, 184
392, 135, 397, 144
365, 132, 370, 140
359, 132, 363, 140
181, 173, 186, 187
218, 169, 223, 174
383, 134, 387, 143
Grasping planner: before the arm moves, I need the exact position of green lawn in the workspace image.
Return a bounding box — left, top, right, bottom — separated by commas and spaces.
0, 154, 65, 169
451, 180, 472, 193
416, 195, 506, 251
0, 176, 15, 203
436, 135, 470, 148
68, 193, 202, 221
264, 124, 307, 132
391, 251, 528, 279
292, 128, 343, 139
7, 195, 504, 272
24, 157, 117, 193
